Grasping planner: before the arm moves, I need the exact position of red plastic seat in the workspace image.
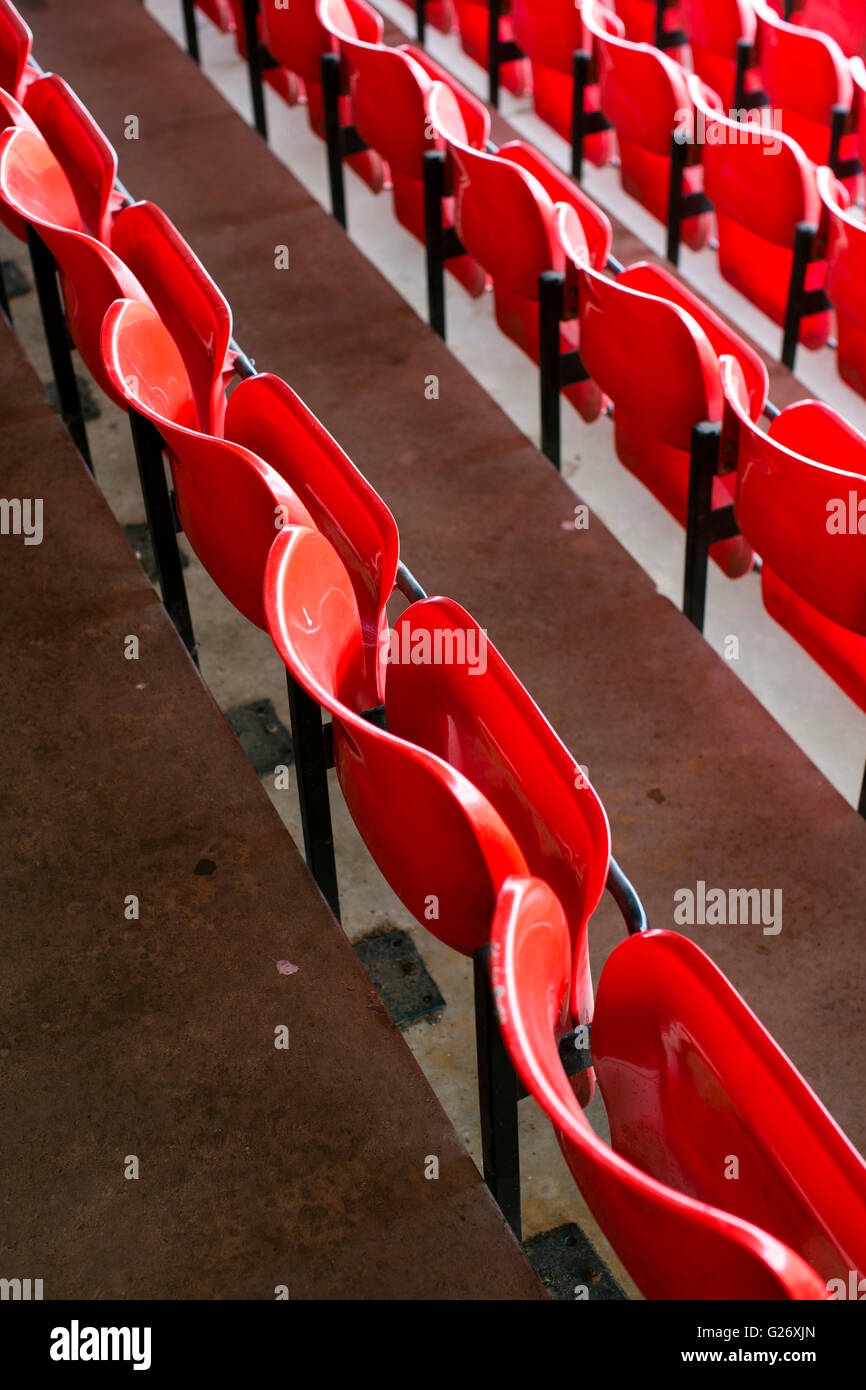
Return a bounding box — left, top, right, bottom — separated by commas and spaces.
317, 0, 489, 295
753, 0, 855, 169
0, 0, 36, 103
265, 522, 531, 954
223, 370, 400, 707
560, 210, 765, 574
383, 595, 611, 1048
227, 0, 302, 106
721, 356, 866, 711
491, 875, 857, 1299
0, 86, 39, 240
509, 0, 615, 164
678, 0, 759, 109
0, 126, 234, 428
23, 72, 124, 247
594, 925, 866, 1292
583, 0, 713, 250
430, 83, 610, 421
260, 0, 386, 193
101, 299, 313, 630
452, 0, 531, 97
817, 164, 866, 398
689, 76, 832, 348
794, 1, 866, 60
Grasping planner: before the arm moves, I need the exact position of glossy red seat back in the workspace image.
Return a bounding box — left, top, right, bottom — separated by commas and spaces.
564, 227, 759, 575
584, 1, 711, 249
110, 200, 234, 435
384, 595, 611, 1036
593, 926, 866, 1287
101, 300, 313, 631
224, 371, 399, 708
689, 77, 831, 346
0, 126, 152, 403
491, 876, 829, 1299
24, 73, 120, 244
0, 0, 32, 102
722, 356, 866, 635
195, 0, 236, 32
509, 0, 614, 162
679, 0, 757, 108
754, 0, 853, 165
818, 165, 866, 398
613, 0, 685, 49
265, 523, 529, 954
796, 0, 866, 59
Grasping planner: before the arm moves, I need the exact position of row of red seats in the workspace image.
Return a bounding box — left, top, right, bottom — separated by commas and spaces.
209, 0, 866, 818
403, 0, 866, 388
7, 0, 866, 1298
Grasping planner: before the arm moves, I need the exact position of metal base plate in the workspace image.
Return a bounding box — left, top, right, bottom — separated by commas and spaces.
225, 698, 294, 776
355, 929, 445, 1027
525, 1222, 627, 1301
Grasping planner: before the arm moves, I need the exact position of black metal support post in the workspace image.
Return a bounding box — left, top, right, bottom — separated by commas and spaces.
487, 0, 526, 108
571, 50, 613, 183
286, 671, 341, 920
828, 103, 862, 183
653, 0, 687, 52
241, 0, 268, 139
322, 52, 347, 227
666, 128, 713, 268
423, 150, 465, 339
682, 421, 736, 632
781, 221, 831, 370
474, 944, 522, 1239
858, 761, 866, 821
26, 226, 93, 473
539, 270, 591, 470
127, 408, 197, 658
415, 0, 426, 45
181, 0, 200, 64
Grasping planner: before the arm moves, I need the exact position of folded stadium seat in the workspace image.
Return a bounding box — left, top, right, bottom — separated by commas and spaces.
508, 0, 615, 165
582, 0, 714, 255
688, 75, 833, 363
791, 0, 866, 62
678, 0, 761, 110
259, 0, 386, 193
265, 523, 533, 949
558, 206, 764, 575
752, 0, 857, 175
720, 356, 866, 725
266, 529, 610, 1081
383, 596, 611, 1063
227, 0, 303, 106
23, 72, 126, 246
817, 165, 866, 398
317, 0, 489, 292
611, 0, 688, 62
853, 56, 866, 171
0, 0, 37, 103
490, 874, 865, 1298
101, 299, 315, 632
0, 87, 39, 241
428, 82, 609, 424
452, 0, 531, 96
0, 127, 235, 430
223, 370, 401, 708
